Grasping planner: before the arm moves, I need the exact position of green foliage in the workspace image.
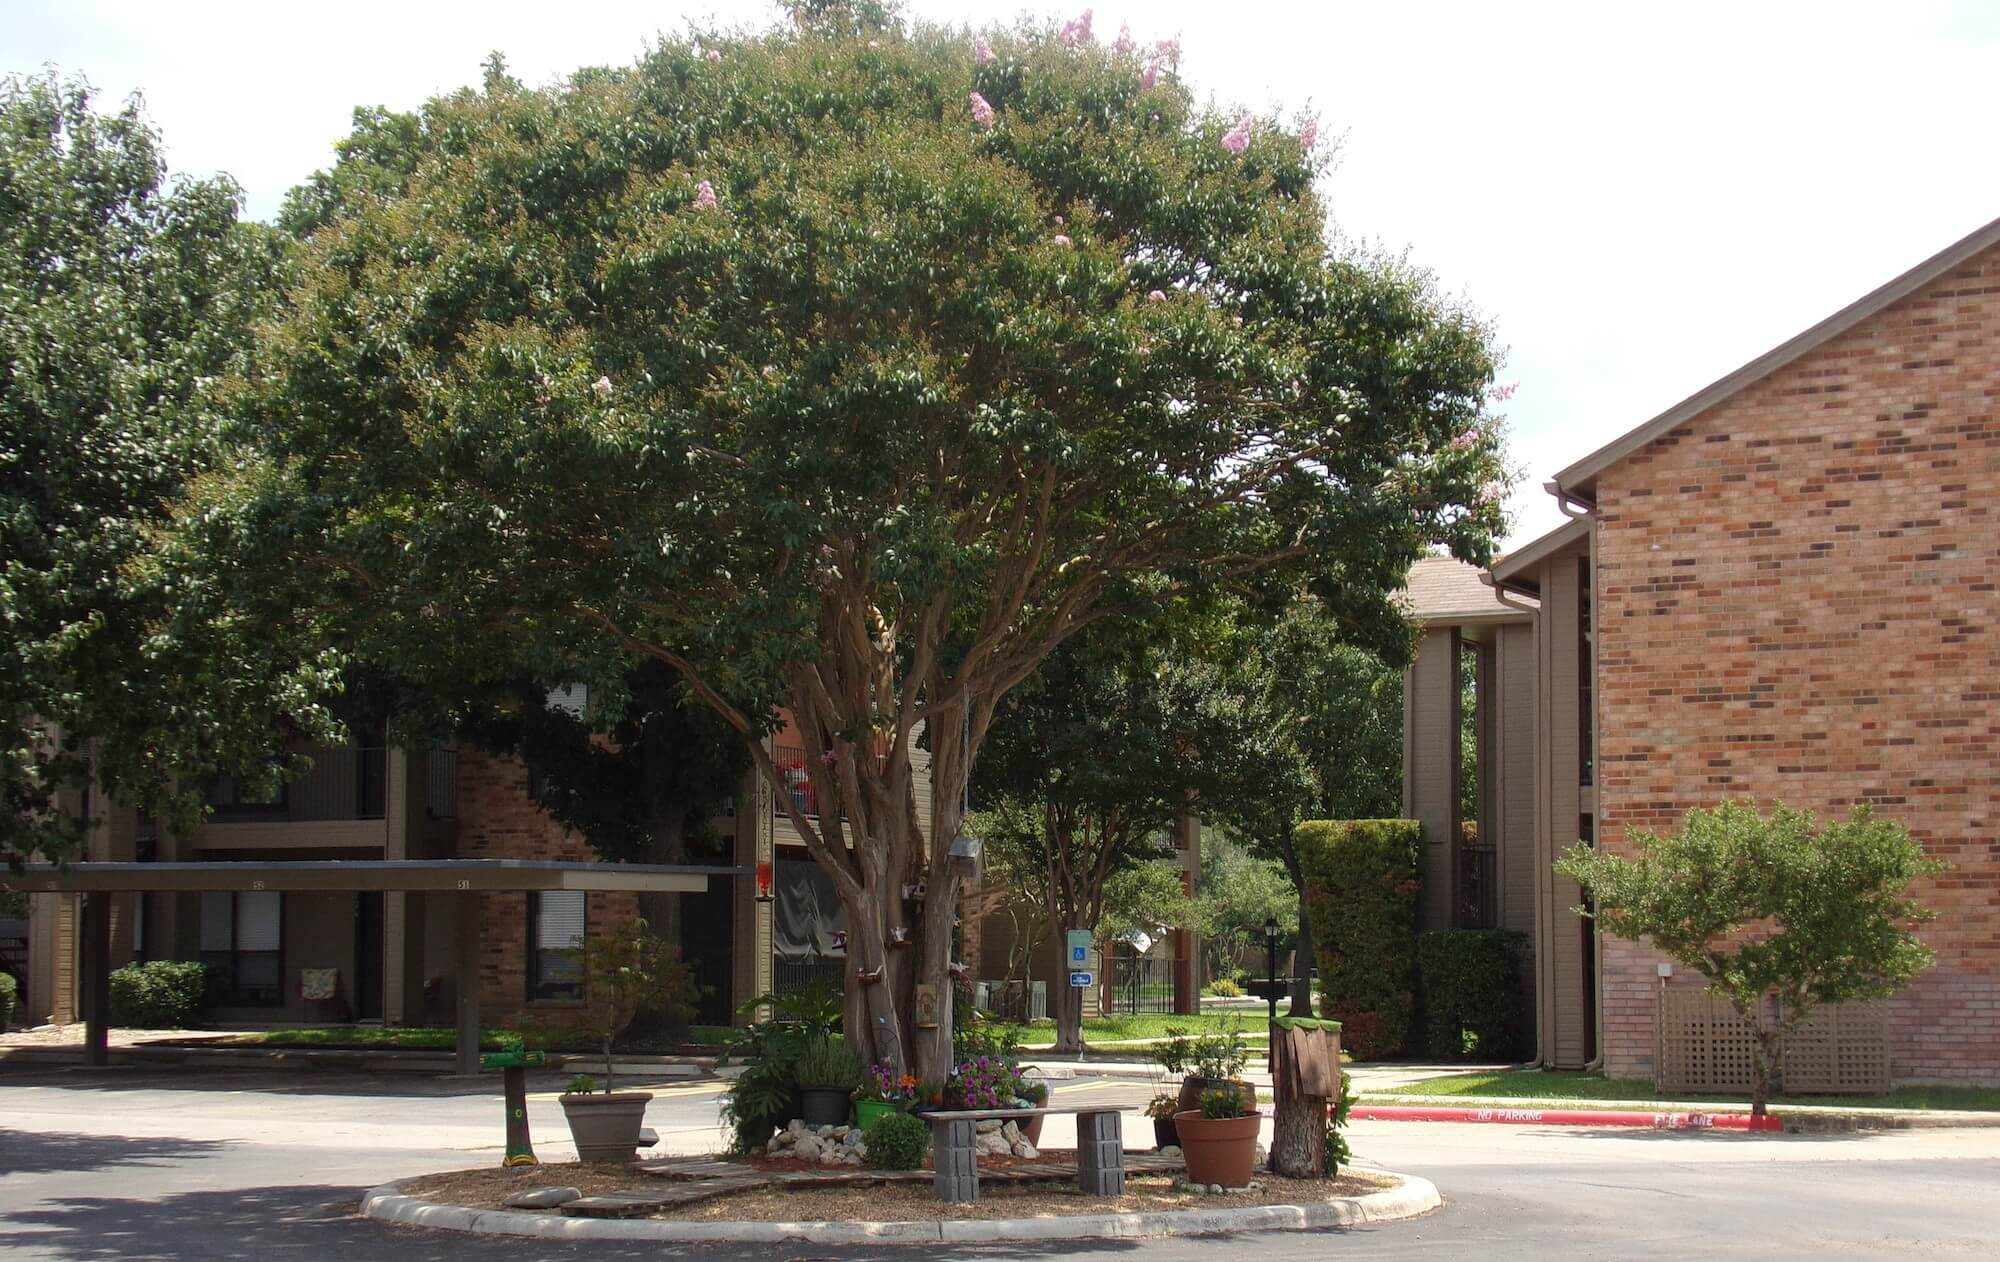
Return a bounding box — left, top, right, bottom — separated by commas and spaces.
207, 11, 1508, 1074
1152, 1021, 1249, 1079
0, 970, 17, 1029
719, 979, 846, 1152
565, 1073, 598, 1095
1145, 1093, 1180, 1119
107, 960, 206, 1028
1099, 860, 1196, 943
794, 1034, 864, 1091
1324, 1075, 1356, 1176
1417, 929, 1529, 1060
1196, 831, 1298, 987
1198, 1087, 1251, 1120
1558, 801, 1944, 1114
1206, 978, 1244, 999
1297, 819, 1424, 1058
863, 1110, 929, 1170
0, 72, 336, 868
951, 1007, 1023, 1064
570, 919, 700, 1090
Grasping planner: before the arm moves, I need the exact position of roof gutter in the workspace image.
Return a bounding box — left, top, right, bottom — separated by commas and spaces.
1481, 572, 1539, 614
1544, 479, 1597, 520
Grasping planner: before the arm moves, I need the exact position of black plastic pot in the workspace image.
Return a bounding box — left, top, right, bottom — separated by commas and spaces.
1153, 1116, 1180, 1150
798, 1086, 852, 1128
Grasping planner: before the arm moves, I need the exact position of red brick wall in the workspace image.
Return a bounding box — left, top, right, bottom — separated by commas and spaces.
453, 750, 637, 1016
1593, 240, 2000, 1084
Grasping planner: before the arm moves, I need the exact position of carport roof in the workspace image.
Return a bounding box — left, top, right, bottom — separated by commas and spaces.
2, 859, 739, 895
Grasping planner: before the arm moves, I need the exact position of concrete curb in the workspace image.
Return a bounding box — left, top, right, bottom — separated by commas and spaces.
1358, 1093, 2000, 1132
357, 1170, 1441, 1243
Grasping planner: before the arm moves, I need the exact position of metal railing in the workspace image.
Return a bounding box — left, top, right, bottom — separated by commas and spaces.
1456, 844, 1497, 929
1106, 955, 1179, 1014
206, 746, 388, 821
972, 980, 1047, 1023
773, 954, 845, 995
425, 748, 459, 820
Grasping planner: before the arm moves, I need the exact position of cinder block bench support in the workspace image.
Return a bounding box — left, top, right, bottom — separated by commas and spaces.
933, 1117, 980, 1203
1076, 1110, 1124, 1196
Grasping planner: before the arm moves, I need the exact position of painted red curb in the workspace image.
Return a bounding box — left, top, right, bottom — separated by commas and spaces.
1346, 1104, 1784, 1131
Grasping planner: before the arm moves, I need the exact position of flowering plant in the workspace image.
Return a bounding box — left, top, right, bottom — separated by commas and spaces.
1144, 1092, 1180, 1120
853, 1060, 921, 1107
946, 1055, 1022, 1110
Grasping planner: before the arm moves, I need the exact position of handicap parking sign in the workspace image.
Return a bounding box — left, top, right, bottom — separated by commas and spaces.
1066, 929, 1092, 965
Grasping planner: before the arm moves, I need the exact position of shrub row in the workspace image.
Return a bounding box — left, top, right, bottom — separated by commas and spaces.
1297, 819, 1423, 1059
0, 971, 17, 1030
1416, 928, 1528, 1060
108, 960, 207, 1028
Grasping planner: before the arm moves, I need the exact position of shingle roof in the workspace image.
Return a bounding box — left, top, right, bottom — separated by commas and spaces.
1399, 556, 1530, 623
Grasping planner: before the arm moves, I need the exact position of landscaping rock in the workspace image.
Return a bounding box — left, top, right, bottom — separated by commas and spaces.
1001, 1121, 1021, 1143
843, 1129, 866, 1148
975, 1131, 1012, 1156
1011, 1140, 1038, 1159
1158, 1145, 1183, 1160
819, 1149, 845, 1166
786, 1119, 806, 1137
831, 1125, 849, 1139
794, 1135, 823, 1159
975, 1119, 1003, 1135
504, 1186, 582, 1209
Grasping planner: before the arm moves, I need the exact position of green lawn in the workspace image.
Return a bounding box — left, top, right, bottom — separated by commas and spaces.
1377, 1070, 2000, 1112
222, 1025, 736, 1052
1009, 1012, 1273, 1045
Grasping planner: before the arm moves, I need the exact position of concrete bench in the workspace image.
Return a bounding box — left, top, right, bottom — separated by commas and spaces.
920, 1107, 1124, 1203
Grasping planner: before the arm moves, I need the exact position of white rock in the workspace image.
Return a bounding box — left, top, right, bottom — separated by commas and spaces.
787, 1119, 807, 1137
1011, 1141, 1038, 1159
816, 1125, 835, 1138
976, 1132, 1012, 1155
1209, 1183, 1225, 1195
975, 1119, 1003, 1135
1001, 1121, 1021, 1142
843, 1151, 864, 1166
504, 1185, 582, 1209
831, 1125, 849, 1138
795, 1135, 823, 1159
766, 1135, 786, 1154
820, 1149, 845, 1165
1159, 1145, 1183, 1160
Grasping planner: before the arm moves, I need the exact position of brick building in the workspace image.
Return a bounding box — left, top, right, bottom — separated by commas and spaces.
1404, 214, 2000, 1086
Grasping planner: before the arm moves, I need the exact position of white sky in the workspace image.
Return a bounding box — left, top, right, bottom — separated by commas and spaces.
8, 1, 1997, 548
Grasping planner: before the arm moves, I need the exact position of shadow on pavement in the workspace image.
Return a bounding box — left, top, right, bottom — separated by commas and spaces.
0, 1129, 230, 1177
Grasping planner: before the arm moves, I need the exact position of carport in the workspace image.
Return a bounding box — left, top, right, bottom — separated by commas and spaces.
2, 859, 738, 1074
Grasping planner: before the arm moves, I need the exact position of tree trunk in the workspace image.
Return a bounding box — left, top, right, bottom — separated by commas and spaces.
1284, 841, 1314, 1017
1271, 1091, 1325, 1178
1052, 939, 1086, 1053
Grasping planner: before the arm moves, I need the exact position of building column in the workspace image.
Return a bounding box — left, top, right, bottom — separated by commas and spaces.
455, 890, 481, 1075
80, 892, 112, 1066
384, 748, 408, 1024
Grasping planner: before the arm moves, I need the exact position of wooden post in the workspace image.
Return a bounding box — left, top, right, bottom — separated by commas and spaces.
81, 891, 112, 1067
455, 891, 481, 1076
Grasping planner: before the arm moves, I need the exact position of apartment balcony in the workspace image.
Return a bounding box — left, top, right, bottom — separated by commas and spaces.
193, 746, 458, 852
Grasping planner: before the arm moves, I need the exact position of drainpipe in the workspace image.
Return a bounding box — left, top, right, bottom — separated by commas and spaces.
1482, 573, 1538, 614
1544, 480, 1596, 520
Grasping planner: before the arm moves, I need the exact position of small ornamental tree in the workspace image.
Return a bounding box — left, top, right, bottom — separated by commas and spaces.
1557, 801, 1944, 1116
205, 4, 1507, 1079
571, 918, 700, 1092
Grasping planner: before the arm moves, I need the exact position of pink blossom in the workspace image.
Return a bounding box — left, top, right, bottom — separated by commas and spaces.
1052, 234, 1073, 247
1140, 60, 1160, 89
1221, 114, 1253, 154
1450, 428, 1480, 450
1059, 9, 1094, 47
1148, 289, 1167, 302
1114, 24, 1136, 54
1153, 35, 1182, 67
1299, 119, 1319, 151
1052, 214, 1065, 226
974, 36, 995, 65
592, 376, 614, 399
1491, 380, 1519, 401
704, 48, 722, 63
867, 38, 881, 49
693, 180, 718, 210
969, 91, 995, 129
1478, 480, 1506, 506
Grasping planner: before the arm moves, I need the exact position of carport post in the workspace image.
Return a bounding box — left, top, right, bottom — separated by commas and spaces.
81, 891, 112, 1067
455, 891, 481, 1076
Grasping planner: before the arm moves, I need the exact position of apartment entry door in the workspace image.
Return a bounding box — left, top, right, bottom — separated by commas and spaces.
354, 892, 384, 1021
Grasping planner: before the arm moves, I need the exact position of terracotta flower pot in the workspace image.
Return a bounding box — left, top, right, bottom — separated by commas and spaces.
1020, 1113, 1045, 1146
1176, 1075, 1256, 1117
1173, 1110, 1259, 1188
559, 1091, 653, 1163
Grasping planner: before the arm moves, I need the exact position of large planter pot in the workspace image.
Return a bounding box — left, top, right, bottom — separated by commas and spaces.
1152, 1116, 1180, 1150
1176, 1075, 1256, 1117
854, 1100, 897, 1133
798, 1086, 852, 1128
1020, 1113, 1045, 1146
1174, 1111, 1259, 1188
560, 1091, 653, 1163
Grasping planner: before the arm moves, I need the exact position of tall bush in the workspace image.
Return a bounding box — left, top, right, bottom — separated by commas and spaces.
1417, 929, 1528, 1060
0, 971, 18, 1030
1297, 819, 1423, 1059
107, 960, 206, 1028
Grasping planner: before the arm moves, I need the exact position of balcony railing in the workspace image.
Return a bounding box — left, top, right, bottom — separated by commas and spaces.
772, 744, 824, 818
206, 746, 387, 822
425, 748, 459, 820
1455, 843, 1497, 929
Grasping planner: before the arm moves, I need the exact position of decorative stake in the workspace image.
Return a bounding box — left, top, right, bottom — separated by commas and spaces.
902, 881, 927, 901
830, 929, 848, 951
856, 965, 885, 985
889, 926, 912, 948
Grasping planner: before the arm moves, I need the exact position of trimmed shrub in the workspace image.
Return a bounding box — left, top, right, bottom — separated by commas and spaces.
107, 960, 207, 1028
1206, 978, 1243, 999
1417, 929, 1529, 1060
1297, 819, 1423, 1059
864, 1110, 930, 1170
0, 971, 17, 1030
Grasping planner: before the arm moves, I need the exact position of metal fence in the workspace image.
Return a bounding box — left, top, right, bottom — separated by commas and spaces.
1106, 955, 1179, 1014
1456, 844, 1497, 929
773, 954, 845, 996
972, 980, 1047, 1023
425, 748, 459, 820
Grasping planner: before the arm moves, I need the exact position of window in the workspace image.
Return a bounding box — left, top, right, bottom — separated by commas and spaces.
528, 891, 586, 1001
199, 891, 283, 1006
1578, 555, 1594, 786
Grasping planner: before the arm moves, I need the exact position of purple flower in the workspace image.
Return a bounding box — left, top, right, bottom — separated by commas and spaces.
974, 35, 995, 65
1059, 9, 1094, 47
1221, 114, 1253, 154
1114, 24, 1135, 54
1140, 61, 1160, 89
693, 180, 718, 210
969, 91, 995, 129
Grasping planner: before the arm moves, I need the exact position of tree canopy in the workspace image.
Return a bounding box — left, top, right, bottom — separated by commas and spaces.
0, 72, 336, 867
192, 6, 1509, 1074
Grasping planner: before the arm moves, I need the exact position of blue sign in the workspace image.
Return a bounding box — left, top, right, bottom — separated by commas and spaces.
1069, 970, 1094, 988
1066, 929, 1093, 965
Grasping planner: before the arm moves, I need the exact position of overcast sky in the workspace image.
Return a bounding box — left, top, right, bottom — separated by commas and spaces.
8, 1, 1998, 548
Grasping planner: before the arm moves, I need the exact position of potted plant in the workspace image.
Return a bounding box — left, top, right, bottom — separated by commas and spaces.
946, 1055, 1021, 1111
854, 1059, 918, 1132
1155, 1021, 1256, 1117
558, 918, 698, 1163
795, 1035, 863, 1127
1145, 1093, 1182, 1150
1175, 1087, 1259, 1188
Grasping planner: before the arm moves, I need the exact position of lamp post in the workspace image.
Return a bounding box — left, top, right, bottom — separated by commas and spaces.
1263, 916, 1281, 1028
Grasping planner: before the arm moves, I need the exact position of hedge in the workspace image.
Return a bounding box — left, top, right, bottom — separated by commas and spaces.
1417, 929, 1529, 1060
1297, 819, 1423, 1059
0, 971, 17, 1030
108, 960, 208, 1028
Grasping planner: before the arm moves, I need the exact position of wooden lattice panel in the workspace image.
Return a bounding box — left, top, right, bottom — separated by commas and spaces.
1781, 1002, 1891, 1095
1658, 989, 1758, 1094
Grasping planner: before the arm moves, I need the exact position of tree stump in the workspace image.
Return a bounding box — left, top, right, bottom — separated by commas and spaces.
1270, 1090, 1326, 1177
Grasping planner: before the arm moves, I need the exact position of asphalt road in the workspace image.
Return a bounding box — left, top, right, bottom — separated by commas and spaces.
2, 1065, 1995, 1260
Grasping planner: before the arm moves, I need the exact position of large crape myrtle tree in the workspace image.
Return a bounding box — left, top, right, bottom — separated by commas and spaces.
199, 3, 1508, 1079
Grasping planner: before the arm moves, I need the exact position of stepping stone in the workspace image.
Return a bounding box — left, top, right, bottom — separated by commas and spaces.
504, 1185, 582, 1209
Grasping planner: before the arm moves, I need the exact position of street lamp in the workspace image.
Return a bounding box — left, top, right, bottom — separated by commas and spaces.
1263, 916, 1281, 1027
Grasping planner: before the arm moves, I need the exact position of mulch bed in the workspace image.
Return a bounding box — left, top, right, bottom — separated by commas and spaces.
397, 1160, 1391, 1223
